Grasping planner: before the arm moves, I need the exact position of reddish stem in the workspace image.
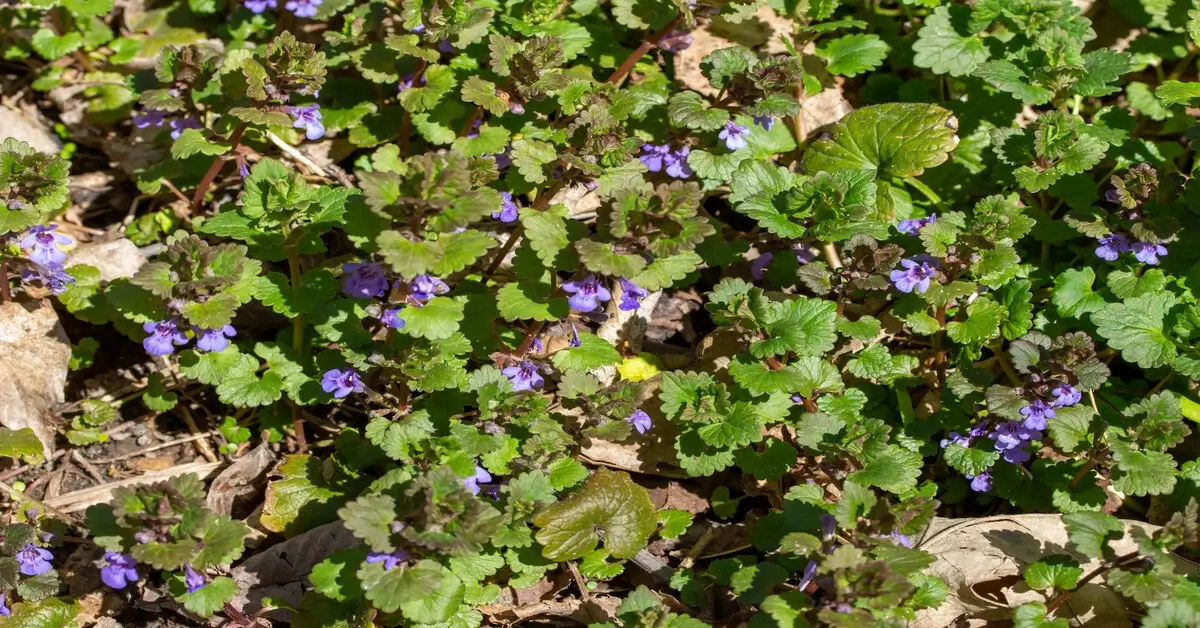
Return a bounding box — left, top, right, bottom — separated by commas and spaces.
191, 122, 249, 214
398, 60, 430, 155
607, 16, 685, 86
482, 180, 565, 279
0, 262, 10, 303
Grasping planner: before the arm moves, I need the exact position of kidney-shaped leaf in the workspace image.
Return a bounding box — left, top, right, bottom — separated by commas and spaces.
532, 469, 657, 561
800, 103, 959, 179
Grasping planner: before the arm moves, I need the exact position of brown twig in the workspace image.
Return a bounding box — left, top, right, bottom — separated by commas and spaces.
160, 178, 191, 206
0, 262, 10, 303
0, 450, 66, 483
71, 451, 105, 485
90, 431, 218, 464
0, 478, 81, 524
608, 16, 685, 86
177, 402, 219, 463
190, 122, 248, 214
1045, 550, 1142, 614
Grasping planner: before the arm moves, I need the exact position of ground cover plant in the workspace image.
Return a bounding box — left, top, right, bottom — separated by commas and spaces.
5, 0, 1200, 625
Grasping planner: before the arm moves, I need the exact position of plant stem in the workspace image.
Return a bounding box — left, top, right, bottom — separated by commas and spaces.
1045, 550, 1142, 614
821, 242, 843, 270
483, 180, 565, 279
933, 305, 947, 389
903, 176, 946, 212
1067, 457, 1100, 491
607, 16, 684, 86
285, 244, 308, 452
992, 342, 1021, 386
398, 60, 430, 155
191, 122, 249, 214
0, 262, 10, 303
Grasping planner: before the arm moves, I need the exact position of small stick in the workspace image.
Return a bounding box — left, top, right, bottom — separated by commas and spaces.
91, 431, 218, 464
71, 451, 105, 484
0, 478, 80, 524
0, 450, 66, 483
265, 131, 331, 180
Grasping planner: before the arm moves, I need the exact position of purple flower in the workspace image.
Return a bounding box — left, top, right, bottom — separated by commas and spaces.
889, 259, 936, 294
1051, 384, 1081, 408
0, 593, 8, 617
493, 192, 519, 223
408, 275, 449, 303
16, 543, 52, 576
939, 432, 970, 449
890, 531, 913, 548
100, 552, 139, 590
627, 410, 652, 434
494, 146, 513, 170
169, 117, 202, 140
531, 337, 544, 353
133, 109, 167, 128
321, 368, 363, 399
510, 102, 525, 115
568, 326, 581, 348
797, 560, 817, 590
142, 318, 188, 356
1132, 241, 1167, 265
753, 115, 774, 131
989, 420, 1037, 451
463, 464, 492, 495
365, 549, 410, 571
502, 361, 544, 392
1002, 446, 1031, 464
967, 470, 992, 492
820, 514, 836, 541
194, 324, 236, 353
285, 104, 324, 140
397, 73, 427, 92
237, 159, 250, 179
658, 30, 693, 53
20, 224, 71, 266
341, 262, 388, 299
380, 307, 406, 329
243, 0, 276, 12
664, 146, 693, 178
751, 252, 773, 280
183, 564, 206, 593
284, 0, 320, 17
25, 264, 75, 295
438, 39, 456, 54
562, 274, 611, 312
640, 144, 670, 172
411, 23, 426, 34
897, 213, 936, 236
796, 247, 817, 264
718, 121, 750, 151
1019, 399, 1056, 431
618, 278, 648, 311
1095, 233, 1130, 261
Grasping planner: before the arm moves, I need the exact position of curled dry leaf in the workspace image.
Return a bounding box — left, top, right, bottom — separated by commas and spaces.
913, 514, 1199, 627
0, 300, 71, 460
206, 443, 277, 517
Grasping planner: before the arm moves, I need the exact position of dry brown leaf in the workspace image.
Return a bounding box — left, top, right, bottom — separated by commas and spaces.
206, 443, 277, 516
913, 514, 1200, 627
0, 300, 71, 460
67, 239, 147, 282
128, 455, 176, 472
0, 105, 63, 154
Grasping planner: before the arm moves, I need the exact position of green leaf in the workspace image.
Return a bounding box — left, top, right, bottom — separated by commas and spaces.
816, 34, 889, 77
749, 297, 838, 359
946, 299, 1003, 346
1062, 512, 1123, 559
64, 0, 114, 15
0, 428, 45, 464
1046, 405, 1094, 453
696, 402, 763, 448
846, 343, 917, 384
800, 103, 958, 179
791, 357, 845, 398
552, 334, 620, 371
171, 129, 228, 160
174, 575, 237, 617
667, 91, 731, 132
193, 515, 251, 568
461, 76, 509, 116
521, 204, 572, 268
533, 469, 657, 560
1091, 293, 1178, 369
1110, 443, 1177, 496
658, 509, 693, 539
31, 29, 83, 60
547, 458, 589, 490
943, 444, 1000, 477
497, 277, 569, 321
1013, 602, 1069, 628
734, 440, 797, 481
400, 296, 465, 340
1024, 556, 1083, 591
1156, 81, 1200, 107
510, 139, 558, 184
975, 61, 1053, 105
912, 4, 989, 77
848, 445, 922, 494
728, 357, 810, 396
358, 559, 441, 614
1053, 268, 1106, 318
2, 598, 80, 628
255, 270, 337, 318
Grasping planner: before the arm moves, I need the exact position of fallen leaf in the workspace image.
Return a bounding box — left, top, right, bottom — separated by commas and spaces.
67, 239, 147, 282
0, 105, 63, 154
206, 443, 277, 517
913, 514, 1200, 627
0, 300, 71, 460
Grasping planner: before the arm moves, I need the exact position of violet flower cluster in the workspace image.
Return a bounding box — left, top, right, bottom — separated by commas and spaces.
285, 104, 325, 141
16, 543, 53, 576
889, 258, 938, 294
463, 463, 492, 495
718, 121, 750, 151
142, 318, 236, 357
132, 109, 202, 140
1094, 232, 1167, 265
243, 0, 322, 16
17, 224, 75, 295
562, 274, 611, 313
503, 361, 544, 392
896, 213, 937, 236
365, 549, 410, 571
639, 143, 693, 179
100, 552, 139, 590
341, 262, 450, 330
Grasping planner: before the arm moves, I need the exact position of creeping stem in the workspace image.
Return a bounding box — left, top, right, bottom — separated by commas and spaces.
191, 123, 249, 214
607, 15, 685, 87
